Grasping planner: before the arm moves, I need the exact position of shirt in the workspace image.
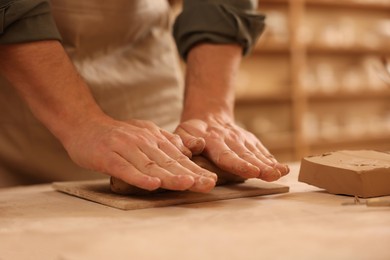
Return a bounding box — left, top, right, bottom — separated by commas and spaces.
0, 0, 265, 59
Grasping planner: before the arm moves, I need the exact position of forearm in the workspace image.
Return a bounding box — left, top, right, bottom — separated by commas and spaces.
182, 43, 242, 121
0, 40, 108, 145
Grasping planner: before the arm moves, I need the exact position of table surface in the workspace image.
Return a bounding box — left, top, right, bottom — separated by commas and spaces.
1, 163, 389, 260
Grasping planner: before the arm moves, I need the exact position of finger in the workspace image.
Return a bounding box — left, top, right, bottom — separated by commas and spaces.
254, 142, 290, 176
245, 134, 290, 176
203, 138, 260, 179
104, 152, 161, 191
174, 126, 205, 155
160, 129, 193, 158
226, 139, 281, 182
118, 146, 196, 191
156, 140, 217, 180
151, 141, 217, 193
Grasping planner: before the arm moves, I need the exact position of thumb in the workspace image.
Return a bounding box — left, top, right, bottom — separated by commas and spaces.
174, 125, 205, 155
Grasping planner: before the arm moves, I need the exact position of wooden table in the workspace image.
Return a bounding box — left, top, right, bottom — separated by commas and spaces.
1, 163, 389, 260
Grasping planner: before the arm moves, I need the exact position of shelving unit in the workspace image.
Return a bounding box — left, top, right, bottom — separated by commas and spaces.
235, 0, 390, 161
169, 0, 390, 162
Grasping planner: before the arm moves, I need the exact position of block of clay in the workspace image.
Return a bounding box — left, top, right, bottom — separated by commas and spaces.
298, 150, 390, 198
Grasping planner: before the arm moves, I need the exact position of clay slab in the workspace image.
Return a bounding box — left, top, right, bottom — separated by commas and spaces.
53, 179, 289, 210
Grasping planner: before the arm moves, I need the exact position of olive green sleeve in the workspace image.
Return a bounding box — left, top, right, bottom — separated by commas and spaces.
173, 0, 265, 60
0, 0, 61, 44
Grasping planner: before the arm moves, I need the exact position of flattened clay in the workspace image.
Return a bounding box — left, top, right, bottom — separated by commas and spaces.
53, 179, 289, 210
299, 150, 390, 198
110, 156, 246, 195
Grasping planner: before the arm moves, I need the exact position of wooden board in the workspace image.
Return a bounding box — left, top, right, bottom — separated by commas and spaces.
52, 179, 289, 210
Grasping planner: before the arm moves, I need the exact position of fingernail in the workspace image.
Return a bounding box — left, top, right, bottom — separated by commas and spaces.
192, 138, 206, 147
201, 171, 218, 182
276, 164, 289, 175
261, 167, 281, 181
272, 169, 281, 179
199, 176, 215, 186
147, 177, 161, 190
188, 138, 197, 147
170, 175, 194, 190
250, 163, 260, 172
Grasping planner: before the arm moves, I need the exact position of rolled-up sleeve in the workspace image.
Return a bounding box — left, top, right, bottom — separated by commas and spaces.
173, 0, 265, 60
0, 0, 61, 44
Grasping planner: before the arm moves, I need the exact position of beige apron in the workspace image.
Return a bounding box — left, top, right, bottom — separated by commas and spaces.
0, 0, 184, 187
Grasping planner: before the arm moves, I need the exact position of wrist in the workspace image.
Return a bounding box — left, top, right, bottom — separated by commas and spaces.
181, 102, 234, 123
48, 105, 111, 148
182, 43, 241, 123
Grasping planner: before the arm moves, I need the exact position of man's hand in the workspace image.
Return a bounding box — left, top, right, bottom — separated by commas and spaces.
175, 115, 289, 182
178, 43, 289, 181
65, 118, 217, 192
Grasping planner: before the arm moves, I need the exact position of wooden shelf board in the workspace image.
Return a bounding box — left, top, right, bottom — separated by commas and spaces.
304, 0, 390, 10
308, 134, 390, 148
307, 90, 390, 101
235, 94, 291, 104
306, 46, 390, 55
253, 47, 290, 54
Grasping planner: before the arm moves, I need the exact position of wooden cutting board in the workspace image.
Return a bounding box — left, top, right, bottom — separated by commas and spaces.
52, 179, 289, 210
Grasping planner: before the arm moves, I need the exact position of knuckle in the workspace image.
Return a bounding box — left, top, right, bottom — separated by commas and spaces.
101, 131, 124, 149
265, 153, 275, 159
175, 155, 190, 164
167, 134, 181, 144
216, 150, 235, 163
240, 151, 254, 158
228, 129, 245, 142
137, 134, 157, 147
103, 128, 137, 148
255, 151, 274, 160
144, 160, 157, 170
220, 150, 235, 157
228, 133, 241, 142
163, 159, 178, 167
207, 128, 223, 139
156, 139, 170, 149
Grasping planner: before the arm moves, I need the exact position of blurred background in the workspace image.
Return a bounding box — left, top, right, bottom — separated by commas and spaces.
170, 0, 390, 162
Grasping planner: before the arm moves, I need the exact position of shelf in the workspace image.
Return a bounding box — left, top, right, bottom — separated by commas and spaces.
235, 94, 291, 104
267, 143, 294, 152
308, 134, 390, 148
306, 45, 390, 55
304, 0, 390, 10
307, 90, 390, 101
236, 0, 390, 160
